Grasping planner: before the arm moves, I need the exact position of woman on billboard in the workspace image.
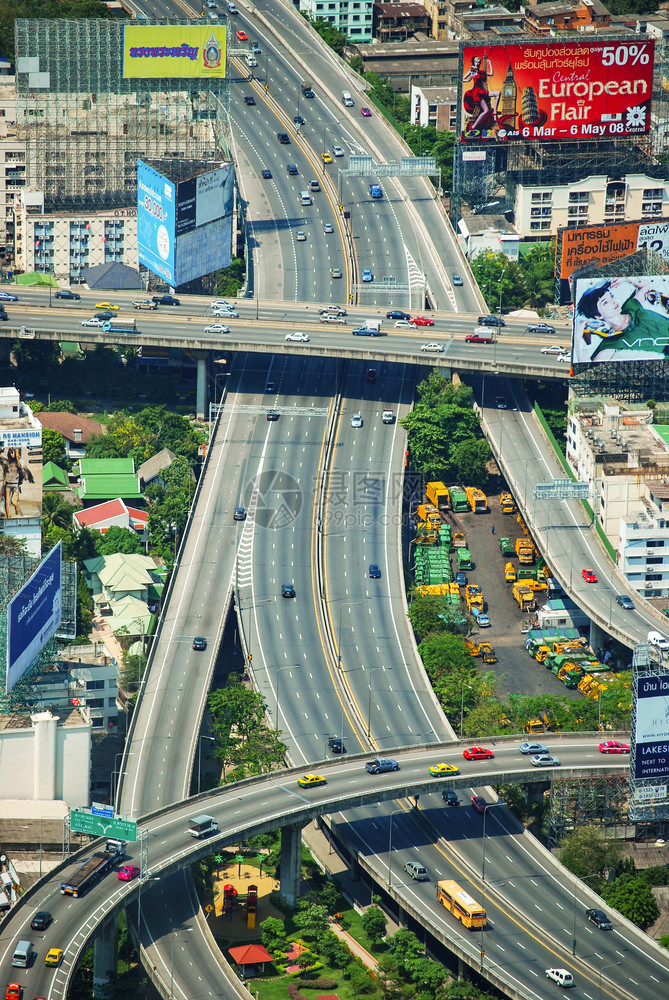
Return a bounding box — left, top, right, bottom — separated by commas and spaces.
575, 277, 669, 362
463, 54, 500, 133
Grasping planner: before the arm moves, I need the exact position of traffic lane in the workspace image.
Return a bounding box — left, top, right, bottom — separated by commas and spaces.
337, 807, 636, 1000
483, 386, 667, 642
244, 359, 339, 761
330, 379, 448, 745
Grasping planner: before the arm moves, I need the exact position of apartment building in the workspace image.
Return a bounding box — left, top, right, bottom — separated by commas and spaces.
299, 0, 374, 42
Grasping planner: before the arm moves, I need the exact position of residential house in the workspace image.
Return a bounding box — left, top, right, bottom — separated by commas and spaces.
458, 214, 520, 260
373, 2, 431, 41
411, 83, 458, 130
37, 412, 103, 460
42, 461, 70, 493
73, 498, 148, 538
523, 0, 611, 35
83, 552, 159, 610
137, 448, 177, 490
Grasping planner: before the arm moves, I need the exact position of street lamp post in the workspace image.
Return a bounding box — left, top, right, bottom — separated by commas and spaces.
387, 808, 404, 887
599, 961, 622, 1000
170, 928, 193, 1000
338, 602, 361, 739
275, 664, 300, 731
460, 682, 472, 739
255, 252, 263, 320
368, 666, 392, 741
481, 805, 487, 882
198, 735, 216, 795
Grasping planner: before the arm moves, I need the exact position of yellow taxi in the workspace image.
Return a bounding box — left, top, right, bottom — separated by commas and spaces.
94, 302, 119, 310
45, 948, 63, 967
320, 153, 332, 164
428, 762, 460, 777
297, 773, 326, 788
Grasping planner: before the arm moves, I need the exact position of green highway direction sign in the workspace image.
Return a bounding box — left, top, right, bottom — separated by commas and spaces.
71, 810, 138, 842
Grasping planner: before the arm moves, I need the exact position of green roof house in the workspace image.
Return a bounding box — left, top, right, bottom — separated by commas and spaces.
42, 462, 70, 492
79, 457, 135, 477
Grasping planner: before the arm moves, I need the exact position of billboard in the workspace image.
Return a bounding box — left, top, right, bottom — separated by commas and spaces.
6, 542, 62, 694
137, 159, 176, 285
573, 275, 669, 363
461, 39, 654, 144
123, 25, 227, 79
634, 671, 669, 781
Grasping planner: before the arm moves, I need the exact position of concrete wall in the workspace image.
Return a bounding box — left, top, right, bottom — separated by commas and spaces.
0, 711, 91, 809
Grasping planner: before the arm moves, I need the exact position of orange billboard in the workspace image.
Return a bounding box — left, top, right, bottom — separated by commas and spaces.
558, 222, 642, 279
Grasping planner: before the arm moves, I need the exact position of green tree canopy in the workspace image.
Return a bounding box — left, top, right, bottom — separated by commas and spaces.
400, 374, 482, 480
260, 915, 286, 953
293, 900, 330, 940
97, 524, 144, 556
559, 825, 624, 882
361, 905, 387, 948
602, 874, 659, 930
41, 428, 67, 468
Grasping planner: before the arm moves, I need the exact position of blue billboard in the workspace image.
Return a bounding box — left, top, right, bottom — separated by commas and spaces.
137, 160, 176, 285
634, 671, 669, 780
6, 542, 62, 694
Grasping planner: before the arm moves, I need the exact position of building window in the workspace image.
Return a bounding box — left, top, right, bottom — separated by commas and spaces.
86, 679, 104, 690
568, 191, 589, 203
86, 698, 104, 708
643, 188, 662, 199
531, 192, 551, 203
530, 220, 551, 231
108, 697, 117, 707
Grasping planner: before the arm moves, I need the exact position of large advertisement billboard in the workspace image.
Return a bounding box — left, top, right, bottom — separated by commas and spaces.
634, 671, 669, 780
573, 275, 669, 363
123, 25, 227, 79
461, 39, 654, 144
137, 160, 176, 286
6, 542, 62, 694
556, 220, 669, 304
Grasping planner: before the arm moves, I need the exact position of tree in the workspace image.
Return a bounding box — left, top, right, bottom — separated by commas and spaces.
42, 492, 77, 534
41, 428, 67, 467
215, 257, 246, 297
145, 456, 197, 558
308, 878, 338, 915
450, 438, 491, 487
45, 399, 78, 413
387, 928, 424, 975
345, 962, 375, 994
0, 533, 28, 555
304, 14, 348, 55
471, 252, 528, 312
317, 930, 351, 969
260, 915, 286, 953
97, 525, 144, 556
559, 825, 623, 881
361, 905, 387, 948
293, 901, 329, 940
602, 874, 659, 929
418, 633, 474, 682
407, 594, 451, 641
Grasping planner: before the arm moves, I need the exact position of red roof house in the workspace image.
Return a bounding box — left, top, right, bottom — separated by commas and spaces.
73, 498, 148, 536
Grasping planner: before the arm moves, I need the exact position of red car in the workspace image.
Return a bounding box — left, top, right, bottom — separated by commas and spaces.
118, 864, 140, 881
236, 30, 247, 40
465, 333, 494, 344
360, 106, 372, 117
471, 795, 488, 813
410, 315, 434, 326
582, 568, 597, 583
599, 740, 630, 754
463, 746, 495, 761
6, 986, 21, 1000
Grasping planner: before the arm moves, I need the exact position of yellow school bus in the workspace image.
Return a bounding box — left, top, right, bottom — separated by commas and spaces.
436, 880, 486, 929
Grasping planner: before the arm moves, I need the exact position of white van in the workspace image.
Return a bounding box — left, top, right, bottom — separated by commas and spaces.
341, 90, 354, 107
545, 968, 574, 988
12, 941, 33, 968
245, 54, 257, 67
299, 190, 312, 206
648, 630, 669, 650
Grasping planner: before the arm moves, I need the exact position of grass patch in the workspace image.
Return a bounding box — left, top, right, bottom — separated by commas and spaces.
337, 905, 389, 955
252, 967, 379, 1000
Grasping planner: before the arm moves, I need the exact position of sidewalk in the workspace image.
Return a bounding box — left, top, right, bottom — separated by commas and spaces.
328, 921, 378, 970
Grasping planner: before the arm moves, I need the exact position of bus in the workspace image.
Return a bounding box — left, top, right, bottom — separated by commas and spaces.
436, 879, 486, 930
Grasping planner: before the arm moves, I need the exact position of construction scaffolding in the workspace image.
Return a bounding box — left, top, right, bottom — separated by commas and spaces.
15, 19, 231, 214
546, 775, 630, 847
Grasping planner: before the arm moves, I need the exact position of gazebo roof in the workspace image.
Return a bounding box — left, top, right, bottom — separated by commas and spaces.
228, 943, 273, 965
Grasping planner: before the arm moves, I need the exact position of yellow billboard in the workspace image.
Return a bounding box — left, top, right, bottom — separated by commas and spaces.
123, 25, 227, 79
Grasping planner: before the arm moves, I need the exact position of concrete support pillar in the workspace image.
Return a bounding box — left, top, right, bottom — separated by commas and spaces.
31, 711, 58, 800
526, 780, 550, 806
457, 955, 468, 980
195, 352, 208, 420
92, 915, 119, 998
589, 620, 606, 656
279, 823, 304, 907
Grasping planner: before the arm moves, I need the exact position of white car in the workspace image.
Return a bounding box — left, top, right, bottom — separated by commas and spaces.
211, 299, 230, 309
421, 342, 444, 353
296, 232, 307, 242
82, 318, 104, 327
557, 353, 571, 363
285, 331, 310, 342
332, 145, 345, 157
648, 630, 669, 650
395, 319, 417, 328
323, 223, 334, 234
204, 324, 230, 334
213, 308, 239, 318
541, 345, 566, 355
351, 413, 363, 428
545, 968, 574, 988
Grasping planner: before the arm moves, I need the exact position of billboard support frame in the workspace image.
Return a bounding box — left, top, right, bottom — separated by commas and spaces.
630, 644, 669, 823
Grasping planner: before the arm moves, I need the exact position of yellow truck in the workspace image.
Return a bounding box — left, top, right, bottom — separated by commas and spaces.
513, 583, 536, 611
417, 504, 442, 526
516, 577, 548, 592
504, 562, 517, 583
465, 486, 488, 513
465, 638, 481, 656
516, 538, 535, 565
479, 642, 497, 663
500, 492, 516, 515
452, 531, 467, 548
426, 482, 450, 514
465, 584, 484, 611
